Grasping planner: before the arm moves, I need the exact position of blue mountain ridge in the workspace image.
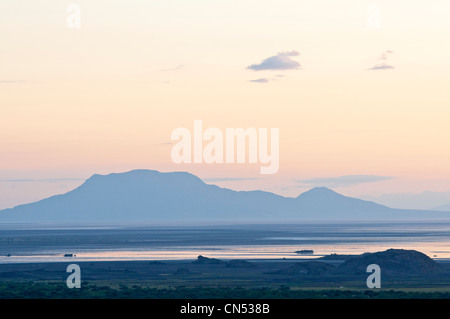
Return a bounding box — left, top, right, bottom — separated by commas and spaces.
0, 169, 449, 224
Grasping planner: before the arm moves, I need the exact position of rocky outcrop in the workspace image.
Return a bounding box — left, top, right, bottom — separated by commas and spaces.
337, 249, 443, 275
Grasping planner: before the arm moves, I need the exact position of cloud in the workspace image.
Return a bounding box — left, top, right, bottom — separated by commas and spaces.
369, 50, 394, 71
159, 65, 185, 71
0, 178, 85, 183
203, 177, 261, 183
381, 50, 393, 59
249, 78, 270, 83
0, 80, 26, 83
249, 75, 289, 84
297, 175, 393, 188
369, 64, 394, 70
247, 51, 300, 71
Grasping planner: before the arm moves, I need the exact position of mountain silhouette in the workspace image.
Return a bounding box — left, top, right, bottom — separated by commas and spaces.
0, 169, 449, 224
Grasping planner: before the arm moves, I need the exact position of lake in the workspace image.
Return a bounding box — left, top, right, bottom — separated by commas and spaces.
1, 221, 450, 263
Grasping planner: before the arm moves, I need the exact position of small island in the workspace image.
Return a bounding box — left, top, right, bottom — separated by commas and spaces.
295, 250, 314, 254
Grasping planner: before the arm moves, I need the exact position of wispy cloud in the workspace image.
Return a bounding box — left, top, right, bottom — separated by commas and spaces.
249, 75, 289, 84
0, 178, 85, 183
381, 50, 394, 59
159, 65, 185, 71
203, 177, 261, 183
249, 78, 270, 83
247, 51, 300, 71
297, 175, 393, 188
0, 80, 26, 83
369, 64, 394, 70
369, 50, 394, 71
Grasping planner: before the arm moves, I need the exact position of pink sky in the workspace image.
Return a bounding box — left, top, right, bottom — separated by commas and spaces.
1, 0, 450, 209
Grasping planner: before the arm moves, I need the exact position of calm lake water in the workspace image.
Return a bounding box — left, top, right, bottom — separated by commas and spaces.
1, 222, 450, 263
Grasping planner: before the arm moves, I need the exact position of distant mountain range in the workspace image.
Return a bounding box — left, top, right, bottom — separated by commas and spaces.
434, 203, 450, 211
361, 191, 450, 211
0, 169, 449, 224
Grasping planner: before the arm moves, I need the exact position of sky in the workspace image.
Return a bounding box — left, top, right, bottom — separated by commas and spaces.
1, 0, 450, 210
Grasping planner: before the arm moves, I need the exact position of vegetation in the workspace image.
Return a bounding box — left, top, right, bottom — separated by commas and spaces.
1, 282, 450, 299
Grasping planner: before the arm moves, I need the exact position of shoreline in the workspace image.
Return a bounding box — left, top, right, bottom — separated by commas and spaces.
2, 254, 450, 265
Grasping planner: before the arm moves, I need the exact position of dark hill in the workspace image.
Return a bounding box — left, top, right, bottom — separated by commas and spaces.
337, 249, 443, 276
